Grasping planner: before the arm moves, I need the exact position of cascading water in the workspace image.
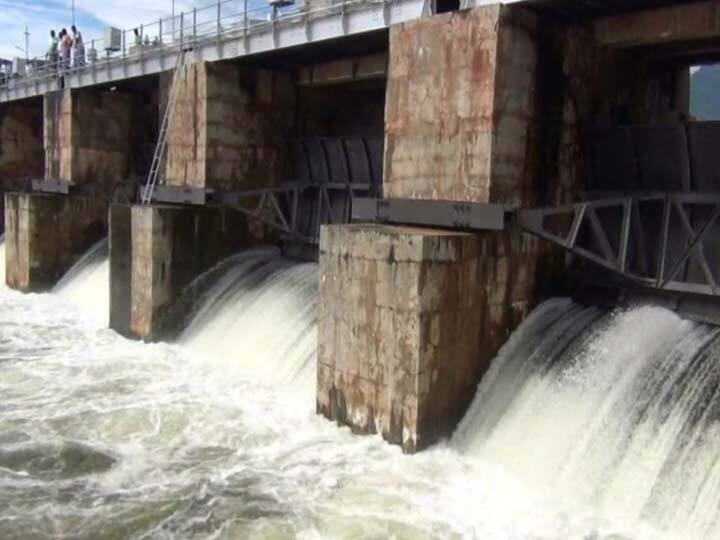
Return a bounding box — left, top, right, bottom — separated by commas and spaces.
4, 232, 720, 538
178, 248, 318, 393
52, 238, 109, 324
454, 298, 720, 539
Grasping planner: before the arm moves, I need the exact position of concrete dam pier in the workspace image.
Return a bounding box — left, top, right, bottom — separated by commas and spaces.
2, 0, 720, 464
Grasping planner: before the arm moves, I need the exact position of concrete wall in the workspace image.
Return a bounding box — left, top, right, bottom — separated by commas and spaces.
318, 223, 550, 452
384, 6, 540, 206
44, 88, 134, 185
113, 203, 249, 340
164, 62, 295, 192
0, 100, 43, 234
0, 101, 43, 181
5, 192, 106, 291
318, 4, 573, 452
296, 79, 386, 138
595, 1, 720, 48
384, 7, 500, 202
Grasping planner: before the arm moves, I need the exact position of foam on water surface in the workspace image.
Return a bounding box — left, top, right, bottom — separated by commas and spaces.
0, 240, 718, 539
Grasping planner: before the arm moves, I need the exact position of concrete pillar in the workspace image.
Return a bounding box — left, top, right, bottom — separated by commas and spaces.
384, 5, 540, 207
108, 203, 249, 340
318, 5, 565, 452
4, 88, 136, 294
4, 192, 106, 291
318, 224, 543, 452
44, 88, 134, 186
163, 61, 294, 192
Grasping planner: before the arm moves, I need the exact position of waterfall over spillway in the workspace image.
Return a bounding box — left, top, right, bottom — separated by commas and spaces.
454, 298, 720, 539
179, 248, 319, 393
53, 238, 109, 325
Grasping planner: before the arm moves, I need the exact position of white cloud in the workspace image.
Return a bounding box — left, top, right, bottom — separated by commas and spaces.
1, 0, 263, 59
0, 0, 181, 59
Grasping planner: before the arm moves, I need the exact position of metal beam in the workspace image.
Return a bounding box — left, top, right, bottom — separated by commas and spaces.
138, 184, 212, 205
31, 178, 76, 195
352, 198, 506, 231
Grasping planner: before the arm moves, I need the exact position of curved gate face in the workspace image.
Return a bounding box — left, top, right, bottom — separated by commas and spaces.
584, 123, 710, 283
517, 121, 720, 299
289, 136, 382, 242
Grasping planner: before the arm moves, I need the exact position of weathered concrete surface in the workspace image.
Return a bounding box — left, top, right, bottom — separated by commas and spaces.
4, 192, 106, 291
124, 204, 249, 340
595, 1, 720, 48
0, 100, 43, 234
317, 224, 547, 452
296, 53, 387, 86
164, 62, 294, 192
384, 5, 540, 207
317, 5, 580, 452
44, 88, 134, 185
0, 101, 43, 181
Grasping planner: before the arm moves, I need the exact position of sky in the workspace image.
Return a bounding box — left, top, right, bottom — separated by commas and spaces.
0, 0, 236, 60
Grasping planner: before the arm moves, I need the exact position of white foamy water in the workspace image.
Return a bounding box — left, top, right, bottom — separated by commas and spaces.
454, 298, 720, 539
0, 239, 718, 539
52, 238, 109, 325
180, 249, 318, 394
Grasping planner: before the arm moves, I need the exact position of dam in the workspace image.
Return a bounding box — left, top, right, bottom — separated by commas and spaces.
2, 0, 720, 538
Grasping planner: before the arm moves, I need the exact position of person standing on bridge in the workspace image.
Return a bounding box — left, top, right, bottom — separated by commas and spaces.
59, 29, 73, 73
47, 30, 59, 73
71, 25, 85, 67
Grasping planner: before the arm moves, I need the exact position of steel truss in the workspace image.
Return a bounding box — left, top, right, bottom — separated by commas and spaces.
516, 192, 720, 297
220, 181, 374, 243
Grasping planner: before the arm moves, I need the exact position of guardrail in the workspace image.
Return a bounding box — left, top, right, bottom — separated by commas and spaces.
0, 0, 416, 97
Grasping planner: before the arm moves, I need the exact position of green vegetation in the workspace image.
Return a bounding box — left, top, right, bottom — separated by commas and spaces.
691, 64, 720, 120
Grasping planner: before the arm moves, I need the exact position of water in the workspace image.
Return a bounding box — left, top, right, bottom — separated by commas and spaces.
179, 249, 318, 393
455, 298, 720, 539
1, 240, 720, 539
52, 238, 109, 325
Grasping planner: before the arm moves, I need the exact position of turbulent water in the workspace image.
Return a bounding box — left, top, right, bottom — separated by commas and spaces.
53, 238, 110, 325
179, 249, 318, 393
2, 240, 720, 539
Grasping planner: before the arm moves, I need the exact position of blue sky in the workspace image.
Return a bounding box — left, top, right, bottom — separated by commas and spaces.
0, 0, 221, 60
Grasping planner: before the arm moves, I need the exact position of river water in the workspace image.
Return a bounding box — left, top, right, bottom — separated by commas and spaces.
0, 240, 715, 539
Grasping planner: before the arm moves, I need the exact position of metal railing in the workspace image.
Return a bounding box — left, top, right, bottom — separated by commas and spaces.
0, 0, 400, 94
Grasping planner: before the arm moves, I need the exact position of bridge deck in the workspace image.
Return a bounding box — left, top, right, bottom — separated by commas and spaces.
0, 0, 427, 104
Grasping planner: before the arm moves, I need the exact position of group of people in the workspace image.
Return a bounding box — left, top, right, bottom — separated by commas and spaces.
47, 25, 85, 72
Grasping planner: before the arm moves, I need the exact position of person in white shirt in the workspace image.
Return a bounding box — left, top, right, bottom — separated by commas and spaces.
47, 30, 59, 71
71, 25, 85, 67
